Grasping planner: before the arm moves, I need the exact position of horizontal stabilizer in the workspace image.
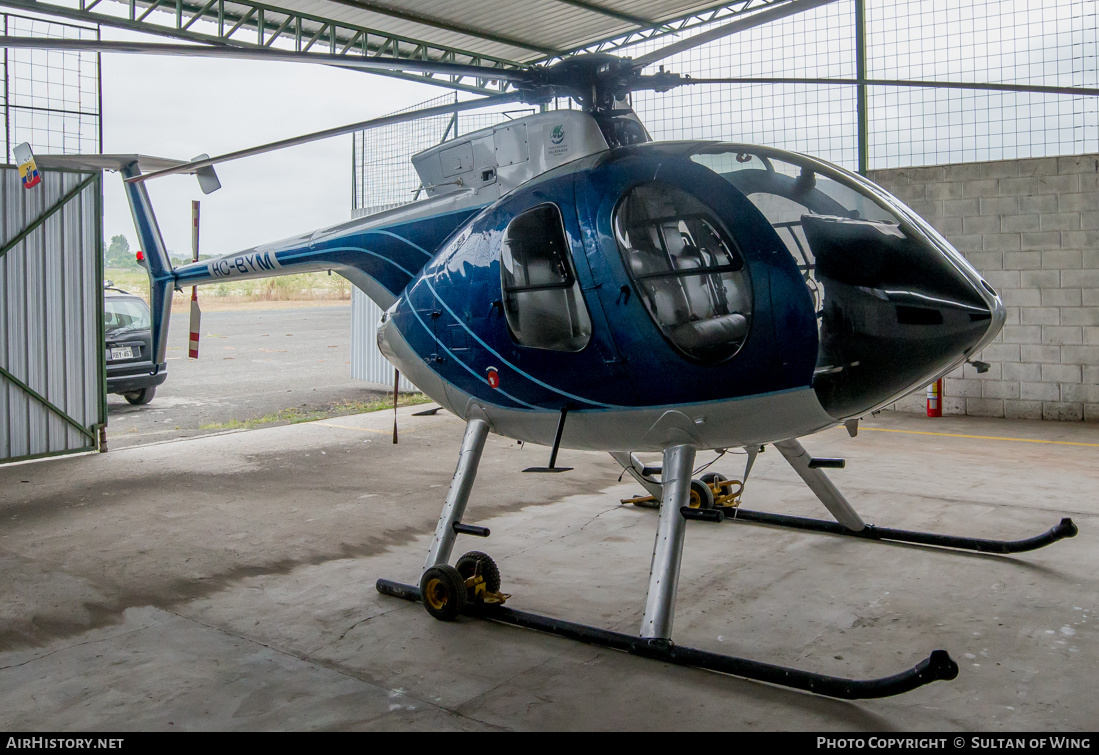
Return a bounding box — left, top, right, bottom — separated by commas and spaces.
34, 154, 190, 173
33, 154, 221, 194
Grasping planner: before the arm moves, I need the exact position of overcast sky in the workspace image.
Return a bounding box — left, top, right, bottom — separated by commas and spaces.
100, 28, 442, 258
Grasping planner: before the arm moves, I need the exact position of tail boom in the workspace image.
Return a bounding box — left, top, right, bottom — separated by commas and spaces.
170, 204, 483, 309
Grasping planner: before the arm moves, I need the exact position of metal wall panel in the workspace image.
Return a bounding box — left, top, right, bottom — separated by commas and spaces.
0, 166, 104, 464
350, 287, 416, 392
348, 203, 416, 392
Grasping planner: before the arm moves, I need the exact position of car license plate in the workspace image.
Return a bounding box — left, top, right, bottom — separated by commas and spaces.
109, 346, 134, 360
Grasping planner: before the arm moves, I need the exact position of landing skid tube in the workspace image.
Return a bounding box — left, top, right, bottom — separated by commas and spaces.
380, 422, 960, 701
376, 578, 958, 699
617, 438, 1078, 555
720, 508, 1078, 554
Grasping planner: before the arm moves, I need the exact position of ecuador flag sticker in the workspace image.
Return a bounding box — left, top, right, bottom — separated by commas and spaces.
13, 142, 41, 189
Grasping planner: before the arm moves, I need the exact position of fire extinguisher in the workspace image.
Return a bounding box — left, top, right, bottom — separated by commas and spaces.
926, 379, 943, 417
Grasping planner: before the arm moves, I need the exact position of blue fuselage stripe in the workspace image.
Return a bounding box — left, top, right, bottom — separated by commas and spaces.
404, 297, 539, 410
419, 276, 623, 409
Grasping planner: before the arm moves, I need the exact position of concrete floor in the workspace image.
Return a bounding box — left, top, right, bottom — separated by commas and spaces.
107, 305, 385, 451
0, 409, 1095, 731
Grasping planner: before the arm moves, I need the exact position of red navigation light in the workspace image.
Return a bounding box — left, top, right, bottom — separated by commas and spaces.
136, 250, 146, 263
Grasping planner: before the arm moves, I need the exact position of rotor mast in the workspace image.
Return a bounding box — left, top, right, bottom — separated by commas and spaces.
532, 54, 652, 148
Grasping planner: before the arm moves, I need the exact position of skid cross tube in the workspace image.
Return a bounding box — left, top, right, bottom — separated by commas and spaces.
375, 579, 958, 699
720, 508, 1078, 554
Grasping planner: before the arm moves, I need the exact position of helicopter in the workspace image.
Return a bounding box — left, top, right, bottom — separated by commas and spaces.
1, 2, 1087, 699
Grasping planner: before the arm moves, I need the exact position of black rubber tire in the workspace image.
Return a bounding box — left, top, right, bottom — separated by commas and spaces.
700, 472, 728, 485
689, 479, 714, 510
124, 387, 156, 405
419, 564, 467, 621
456, 551, 501, 595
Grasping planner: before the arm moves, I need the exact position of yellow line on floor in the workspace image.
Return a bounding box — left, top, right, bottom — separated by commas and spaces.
863, 427, 1099, 447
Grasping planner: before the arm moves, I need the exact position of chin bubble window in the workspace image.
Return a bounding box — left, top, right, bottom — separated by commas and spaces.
500, 203, 592, 351
613, 182, 752, 362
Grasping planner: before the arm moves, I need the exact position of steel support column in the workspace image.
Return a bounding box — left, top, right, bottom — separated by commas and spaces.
855, 0, 868, 175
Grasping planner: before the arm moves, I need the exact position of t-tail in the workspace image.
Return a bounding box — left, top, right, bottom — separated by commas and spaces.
35, 154, 213, 376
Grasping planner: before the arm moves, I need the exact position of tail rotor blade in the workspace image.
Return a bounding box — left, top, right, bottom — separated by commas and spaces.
188, 289, 201, 360
189, 200, 201, 360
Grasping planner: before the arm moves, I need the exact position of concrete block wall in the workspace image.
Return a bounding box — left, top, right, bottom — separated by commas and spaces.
868, 154, 1099, 421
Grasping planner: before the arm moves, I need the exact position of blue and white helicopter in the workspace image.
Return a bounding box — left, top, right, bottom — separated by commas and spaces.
4, 15, 1083, 698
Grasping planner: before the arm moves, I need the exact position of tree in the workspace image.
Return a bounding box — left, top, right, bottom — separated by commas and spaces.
104, 234, 135, 269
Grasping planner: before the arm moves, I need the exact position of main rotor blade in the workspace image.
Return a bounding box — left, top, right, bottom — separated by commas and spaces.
127, 91, 526, 183
658, 76, 1099, 98
0, 37, 531, 83
631, 0, 842, 69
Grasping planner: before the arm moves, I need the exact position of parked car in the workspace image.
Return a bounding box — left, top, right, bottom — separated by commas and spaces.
104, 284, 166, 405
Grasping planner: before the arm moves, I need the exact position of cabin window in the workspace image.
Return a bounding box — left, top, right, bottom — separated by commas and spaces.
500, 204, 592, 351
613, 182, 752, 362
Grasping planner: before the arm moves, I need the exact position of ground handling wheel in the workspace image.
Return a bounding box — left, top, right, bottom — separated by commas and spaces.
700, 473, 743, 508
420, 564, 467, 621
456, 551, 501, 594
455, 551, 509, 605
688, 479, 714, 509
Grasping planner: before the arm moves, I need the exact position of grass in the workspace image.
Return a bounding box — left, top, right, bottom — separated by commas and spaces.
199, 393, 433, 431
105, 268, 352, 304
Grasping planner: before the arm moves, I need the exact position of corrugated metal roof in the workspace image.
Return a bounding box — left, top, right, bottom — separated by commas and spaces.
236, 1, 760, 64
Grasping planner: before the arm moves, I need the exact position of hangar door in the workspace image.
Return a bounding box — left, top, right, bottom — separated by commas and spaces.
0, 166, 104, 464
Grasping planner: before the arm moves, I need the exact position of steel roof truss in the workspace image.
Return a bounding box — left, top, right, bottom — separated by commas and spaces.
561, 0, 787, 59
552, 0, 657, 29
30, 0, 523, 93
322, 0, 561, 57
181, 0, 218, 31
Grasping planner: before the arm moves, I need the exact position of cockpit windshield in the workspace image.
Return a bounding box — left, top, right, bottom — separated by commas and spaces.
691, 145, 994, 419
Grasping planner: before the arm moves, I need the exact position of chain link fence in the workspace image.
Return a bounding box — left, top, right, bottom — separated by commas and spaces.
355, 1, 1096, 195
353, 93, 536, 214
628, 0, 1097, 171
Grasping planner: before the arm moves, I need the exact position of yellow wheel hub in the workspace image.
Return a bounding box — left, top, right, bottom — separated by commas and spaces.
423, 577, 449, 610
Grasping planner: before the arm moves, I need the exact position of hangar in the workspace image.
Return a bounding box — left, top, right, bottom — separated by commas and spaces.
0, 0, 1097, 731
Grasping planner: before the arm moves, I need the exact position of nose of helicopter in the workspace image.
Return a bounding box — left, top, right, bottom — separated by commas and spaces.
806, 214, 1005, 420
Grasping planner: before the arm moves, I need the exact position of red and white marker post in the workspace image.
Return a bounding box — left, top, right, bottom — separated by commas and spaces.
188, 200, 201, 359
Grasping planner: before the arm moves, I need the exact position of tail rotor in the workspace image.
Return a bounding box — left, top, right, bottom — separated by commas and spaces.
189, 200, 201, 360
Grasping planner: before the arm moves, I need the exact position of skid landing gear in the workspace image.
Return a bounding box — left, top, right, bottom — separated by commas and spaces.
720, 508, 1078, 554
617, 438, 1078, 555
377, 421, 960, 700
376, 577, 959, 699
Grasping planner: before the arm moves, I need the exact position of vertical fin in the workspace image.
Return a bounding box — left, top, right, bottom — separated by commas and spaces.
120, 160, 174, 365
